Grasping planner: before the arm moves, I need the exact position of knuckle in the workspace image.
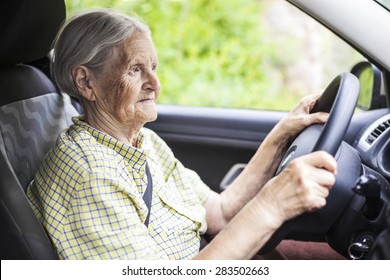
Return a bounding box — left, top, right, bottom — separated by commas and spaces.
316, 198, 327, 209
328, 174, 336, 187
315, 150, 329, 160
288, 158, 302, 170
300, 117, 311, 127
306, 197, 326, 212
323, 188, 330, 198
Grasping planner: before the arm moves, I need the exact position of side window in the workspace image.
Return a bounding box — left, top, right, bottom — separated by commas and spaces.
65, 0, 363, 111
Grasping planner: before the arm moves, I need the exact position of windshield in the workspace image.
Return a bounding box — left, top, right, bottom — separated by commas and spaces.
375, 0, 390, 11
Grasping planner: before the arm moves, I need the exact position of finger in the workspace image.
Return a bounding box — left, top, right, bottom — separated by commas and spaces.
292, 179, 329, 213
306, 167, 337, 190
299, 179, 331, 211
302, 151, 337, 175
306, 112, 329, 124
301, 94, 322, 111
310, 184, 330, 211
313, 183, 331, 198
306, 93, 322, 111
291, 94, 321, 114
306, 197, 327, 212
301, 93, 321, 103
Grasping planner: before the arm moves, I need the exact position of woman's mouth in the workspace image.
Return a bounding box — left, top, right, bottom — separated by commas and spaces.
137, 98, 155, 104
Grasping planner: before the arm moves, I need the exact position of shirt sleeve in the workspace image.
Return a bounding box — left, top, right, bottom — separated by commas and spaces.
175, 160, 212, 206
144, 128, 212, 206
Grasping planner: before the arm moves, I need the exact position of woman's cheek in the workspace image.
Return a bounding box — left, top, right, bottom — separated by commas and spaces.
115, 80, 138, 112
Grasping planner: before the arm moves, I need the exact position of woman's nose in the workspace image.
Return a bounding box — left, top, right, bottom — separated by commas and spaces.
142, 71, 160, 93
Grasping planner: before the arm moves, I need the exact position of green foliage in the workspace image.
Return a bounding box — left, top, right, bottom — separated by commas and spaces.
64, 0, 311, 110
357, 67, 374, 109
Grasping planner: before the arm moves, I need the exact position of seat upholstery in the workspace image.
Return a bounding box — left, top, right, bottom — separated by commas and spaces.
0, 0, 79, 259
0, 73, 78, 191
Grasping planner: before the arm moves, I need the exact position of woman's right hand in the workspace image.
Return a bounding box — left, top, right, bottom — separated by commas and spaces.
255, 151, 337, 227
196, 151, 337, 260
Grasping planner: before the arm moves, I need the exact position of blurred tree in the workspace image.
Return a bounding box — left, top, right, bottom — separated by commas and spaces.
65, 0, 300, 110
64, 0, 361, 110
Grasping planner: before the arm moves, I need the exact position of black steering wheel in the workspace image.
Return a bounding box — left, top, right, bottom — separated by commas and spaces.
259, 72, 360, 254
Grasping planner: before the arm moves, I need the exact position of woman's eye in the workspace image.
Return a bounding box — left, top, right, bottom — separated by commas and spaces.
129, 66, 141, 75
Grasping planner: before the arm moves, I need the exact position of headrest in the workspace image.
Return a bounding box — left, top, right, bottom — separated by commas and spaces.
0, 0, 66, 65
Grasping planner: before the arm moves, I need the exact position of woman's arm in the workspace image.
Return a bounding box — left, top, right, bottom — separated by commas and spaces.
204, 94, 329, 235
196, 151, 337, 259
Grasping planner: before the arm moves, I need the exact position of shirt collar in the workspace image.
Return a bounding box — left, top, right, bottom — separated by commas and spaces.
72, 116, 147, 171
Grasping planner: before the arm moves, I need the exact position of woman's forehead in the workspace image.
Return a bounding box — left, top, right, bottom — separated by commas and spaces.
120, 32, 157, 63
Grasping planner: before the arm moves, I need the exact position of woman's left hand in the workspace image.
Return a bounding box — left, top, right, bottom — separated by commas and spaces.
271, 94, 328, 144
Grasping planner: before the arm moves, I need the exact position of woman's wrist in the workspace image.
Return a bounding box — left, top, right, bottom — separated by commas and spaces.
248, 126, 290, 179
253, 185, 285, 231
267, 119, 295, 147
196, 194, 284, 260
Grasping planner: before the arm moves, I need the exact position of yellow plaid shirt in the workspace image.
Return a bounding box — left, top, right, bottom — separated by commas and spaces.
27, 116, 211, 260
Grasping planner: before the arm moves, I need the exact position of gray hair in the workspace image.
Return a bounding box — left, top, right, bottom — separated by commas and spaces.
51, 9, 151, 98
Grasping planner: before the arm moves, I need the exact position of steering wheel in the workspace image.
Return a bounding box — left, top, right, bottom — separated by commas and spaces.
259, 72, 360, 254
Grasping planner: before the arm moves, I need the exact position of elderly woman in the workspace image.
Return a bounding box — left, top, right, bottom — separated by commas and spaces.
27, 10, 338, 260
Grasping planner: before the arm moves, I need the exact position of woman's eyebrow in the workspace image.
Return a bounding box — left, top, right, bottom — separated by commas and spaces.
126, 56, 157, 67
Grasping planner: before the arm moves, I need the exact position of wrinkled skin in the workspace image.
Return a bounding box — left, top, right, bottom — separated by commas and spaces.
72, 31, 160, 146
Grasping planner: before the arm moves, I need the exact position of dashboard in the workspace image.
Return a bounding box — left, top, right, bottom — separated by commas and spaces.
357, 113, 390, 182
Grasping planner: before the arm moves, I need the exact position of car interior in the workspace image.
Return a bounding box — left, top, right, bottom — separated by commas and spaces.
1, 0, 390, 260
0, 0, 78, 259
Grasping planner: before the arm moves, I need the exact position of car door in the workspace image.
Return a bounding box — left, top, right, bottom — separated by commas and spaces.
147, 105, 286, 193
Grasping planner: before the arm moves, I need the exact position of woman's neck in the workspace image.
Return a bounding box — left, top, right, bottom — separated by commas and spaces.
83, 107, 144, 147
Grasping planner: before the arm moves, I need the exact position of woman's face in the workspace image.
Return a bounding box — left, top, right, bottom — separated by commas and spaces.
93, 31, 160, 127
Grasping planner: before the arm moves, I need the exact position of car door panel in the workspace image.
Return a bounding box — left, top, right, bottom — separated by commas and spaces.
146, 105, 286, 192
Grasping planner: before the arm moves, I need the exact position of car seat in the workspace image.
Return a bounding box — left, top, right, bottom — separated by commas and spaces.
0, 0, 80, 259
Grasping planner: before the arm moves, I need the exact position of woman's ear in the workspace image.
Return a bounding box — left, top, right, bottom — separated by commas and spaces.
71, 65, 96, 101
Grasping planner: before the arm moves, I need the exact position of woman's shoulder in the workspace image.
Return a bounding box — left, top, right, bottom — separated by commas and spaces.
48, 126, 93, 169
141, 127, 176, 161
141, 127, 170, 150
52, 124, 116, 171
56, 124, 96, 154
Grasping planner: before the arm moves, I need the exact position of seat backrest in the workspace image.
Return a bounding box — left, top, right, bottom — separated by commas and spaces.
0, 66, 79, 191
0, 0, 79, 259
